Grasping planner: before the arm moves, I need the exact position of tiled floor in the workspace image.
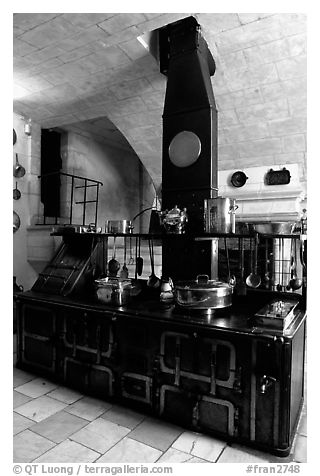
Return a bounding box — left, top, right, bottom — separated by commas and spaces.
13, 334, 307, 463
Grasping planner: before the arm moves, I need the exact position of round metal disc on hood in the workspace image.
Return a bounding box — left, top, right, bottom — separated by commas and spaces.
169, 131, 201, 168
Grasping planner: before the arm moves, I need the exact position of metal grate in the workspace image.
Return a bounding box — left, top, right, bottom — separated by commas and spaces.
37, 171, 103, 227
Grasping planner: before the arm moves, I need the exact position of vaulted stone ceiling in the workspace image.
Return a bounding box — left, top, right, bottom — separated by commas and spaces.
13, 13, 307, 192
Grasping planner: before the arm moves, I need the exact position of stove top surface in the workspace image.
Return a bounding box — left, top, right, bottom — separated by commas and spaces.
255, 299, 299, 320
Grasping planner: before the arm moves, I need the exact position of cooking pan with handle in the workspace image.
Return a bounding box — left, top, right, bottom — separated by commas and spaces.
13, 153, 26, 178
13, 182, 21, 200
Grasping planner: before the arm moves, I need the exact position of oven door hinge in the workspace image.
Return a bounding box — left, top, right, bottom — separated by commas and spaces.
233, 366, 242, 394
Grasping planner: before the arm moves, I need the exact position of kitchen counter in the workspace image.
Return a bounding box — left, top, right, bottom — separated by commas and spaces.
15, 287, 306, 456
16, 288, 306, 339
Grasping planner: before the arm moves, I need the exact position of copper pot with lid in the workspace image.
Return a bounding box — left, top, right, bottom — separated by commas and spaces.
94, 277, 133, 306
174, 274, 233, 312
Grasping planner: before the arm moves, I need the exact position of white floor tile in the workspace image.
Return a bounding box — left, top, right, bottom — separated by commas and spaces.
30, 410, 88, 443
13, 368, 35, 388
14, 395, 68, 422
13, 413, 34, 435
101, 404, 145, 429
65, 396, 112, 421
70, 418, 130, 454
292, 435, 307, 463
173, 431, 226, 462
13, 429, 55, 462
97, 437, 162, 463
47, 386, 83, 404
15, 377, 58, 398
217, 446, 271, 463
13, 390, 32, 409
33, 439, 100, 463
128, 417, 183, 451
157, 447, 209, 463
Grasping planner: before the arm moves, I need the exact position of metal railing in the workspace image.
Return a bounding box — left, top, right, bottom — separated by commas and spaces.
37, 171, 103, 226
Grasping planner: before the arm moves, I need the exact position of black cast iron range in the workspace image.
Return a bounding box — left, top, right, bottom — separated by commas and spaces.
159, 16, 218, 280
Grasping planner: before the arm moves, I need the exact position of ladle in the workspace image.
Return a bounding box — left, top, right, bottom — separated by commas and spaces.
108, 236, 120, 276
289, 239, 302, 291
246, 234, 261, 288
147, 238, 160, 288
120, 237, 129, 279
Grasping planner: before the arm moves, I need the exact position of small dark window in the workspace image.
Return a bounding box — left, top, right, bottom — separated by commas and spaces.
40, 129, 62, 218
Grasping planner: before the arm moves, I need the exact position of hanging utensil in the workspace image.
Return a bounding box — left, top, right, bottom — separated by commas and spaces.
13, 182, 21, 200
131, 235, 142, 296
286, 238, 295, 290
13, 153, 26, 178
120, 237, 129, 279
108, 236, 120, 276
276, 238, 282, 291
246, 234, 261, 288
289, 239, 303, 291
135, 236, 138, 280
224, 237, 236, 287
136, 236, 143, 276
236, 238, 246, 295
281, 237, 285, 290
264, 239, 271, 290
128, 235, 134, 265
147, 238, 160, 288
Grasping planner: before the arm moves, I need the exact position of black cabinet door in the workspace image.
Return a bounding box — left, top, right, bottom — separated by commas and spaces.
63, 309, 114, 365
251, 339, 282, 448
64, 357, 114, 399
20, 303, 58, 374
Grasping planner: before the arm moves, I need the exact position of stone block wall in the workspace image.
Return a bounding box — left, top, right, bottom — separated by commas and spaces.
206, 13, 307, 195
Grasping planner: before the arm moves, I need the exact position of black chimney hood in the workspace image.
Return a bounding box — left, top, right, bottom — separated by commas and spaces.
160, 16, 216, 114
159, 16, 219, 280
160, 16, 218, 232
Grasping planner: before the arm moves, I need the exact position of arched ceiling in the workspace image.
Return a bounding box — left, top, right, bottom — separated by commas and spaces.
13, 13, 307, 193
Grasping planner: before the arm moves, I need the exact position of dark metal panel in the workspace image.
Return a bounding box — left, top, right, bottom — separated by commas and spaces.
289, 322, 306, 436
162, 108, 217, 200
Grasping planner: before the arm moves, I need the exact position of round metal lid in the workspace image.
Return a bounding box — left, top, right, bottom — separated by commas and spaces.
175, 279, 231, 292
168, 131, 201, 168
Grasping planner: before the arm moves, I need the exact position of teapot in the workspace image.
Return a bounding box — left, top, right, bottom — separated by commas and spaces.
160, 206, 188, 234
